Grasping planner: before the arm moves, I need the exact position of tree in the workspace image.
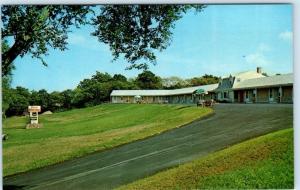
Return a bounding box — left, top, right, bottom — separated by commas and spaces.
187, 74, 220, 86
1, 5, 91, 76
33, 89, 51, 111
2, 5, 205, 76
5, 87, 31, 116
91, 71, 112, 83
71, 88, 88, 108
72, 71, 141, 107
113, 74, 127, 82
61, 89, 74, 109
136, 70, 162, 89
49, 91, 64, 111
74, 72, 113, 106
2, 40, 14, 117
2, 78, 12, 118
162, 76, 188, 89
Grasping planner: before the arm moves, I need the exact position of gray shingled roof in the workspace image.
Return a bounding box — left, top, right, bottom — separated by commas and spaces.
110, 84, 218, 96
233, 73, 293, 89
214, 78, 232, 92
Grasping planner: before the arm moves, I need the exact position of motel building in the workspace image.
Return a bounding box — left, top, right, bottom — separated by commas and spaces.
110, 84, 218, 104
110, 67, 293, 104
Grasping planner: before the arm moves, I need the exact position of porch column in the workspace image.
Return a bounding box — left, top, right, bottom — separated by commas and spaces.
255, 88, 257, 103
279, 86, 282, 103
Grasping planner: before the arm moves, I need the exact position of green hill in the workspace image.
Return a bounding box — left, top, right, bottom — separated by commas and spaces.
118, 128, 293, 190
3, 104, 212, 176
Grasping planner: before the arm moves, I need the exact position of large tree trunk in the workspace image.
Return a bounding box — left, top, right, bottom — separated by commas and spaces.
2, 43, 20, 76
2, 38, 32, 77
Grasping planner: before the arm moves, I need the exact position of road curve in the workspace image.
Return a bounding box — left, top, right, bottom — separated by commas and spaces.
3, 104, 293, 190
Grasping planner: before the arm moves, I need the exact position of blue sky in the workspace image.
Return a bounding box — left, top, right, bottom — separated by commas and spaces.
11, 4, 293, 92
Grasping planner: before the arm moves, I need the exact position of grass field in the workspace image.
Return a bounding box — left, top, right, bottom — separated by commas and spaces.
118, 128, 294, 190
2, 104, 212, 176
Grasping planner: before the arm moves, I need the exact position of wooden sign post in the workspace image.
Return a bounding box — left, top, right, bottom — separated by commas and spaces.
27, 106, 42, 128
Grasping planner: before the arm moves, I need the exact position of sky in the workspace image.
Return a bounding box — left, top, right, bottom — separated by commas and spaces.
10, 4, 293, 92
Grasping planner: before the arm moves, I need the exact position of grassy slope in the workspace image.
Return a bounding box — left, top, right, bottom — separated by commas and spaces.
118, 128, 293, 190
3, 104, 212, 176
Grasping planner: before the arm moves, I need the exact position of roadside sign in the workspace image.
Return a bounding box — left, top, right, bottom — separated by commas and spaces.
28, 106, 41, 113
28, 106, 41, 125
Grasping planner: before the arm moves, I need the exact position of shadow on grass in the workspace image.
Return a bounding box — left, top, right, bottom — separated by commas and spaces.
3, 185, 27, 190
176, 106, 192, 110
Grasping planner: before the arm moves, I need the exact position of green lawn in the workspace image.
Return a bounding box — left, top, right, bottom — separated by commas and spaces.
118, 128, 294, 190
3, 104, 212, 176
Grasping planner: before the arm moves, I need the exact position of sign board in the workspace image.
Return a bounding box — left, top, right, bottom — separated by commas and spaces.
28, 106, 41, 113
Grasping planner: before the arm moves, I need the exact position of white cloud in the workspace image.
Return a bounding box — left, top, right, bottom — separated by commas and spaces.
279, 31, 293, 42
258, 43, 271, 52
245, 53, 270, 66
68, 33, 87, 45
245, 43, 271, 66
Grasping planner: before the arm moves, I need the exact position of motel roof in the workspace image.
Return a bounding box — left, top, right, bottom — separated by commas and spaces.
110, 84, 219, 96
220, 70, 265, 82
214, 70, 266, 92
233, 73, 293, 89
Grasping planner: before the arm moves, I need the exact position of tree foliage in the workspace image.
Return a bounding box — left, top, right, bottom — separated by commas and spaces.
5, 87, 30, 116
188, 74, 220, 86
136, 70, 162, 89
162, 76, 189, 89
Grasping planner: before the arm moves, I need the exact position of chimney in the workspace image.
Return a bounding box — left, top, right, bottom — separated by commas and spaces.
257, 67, 262, 74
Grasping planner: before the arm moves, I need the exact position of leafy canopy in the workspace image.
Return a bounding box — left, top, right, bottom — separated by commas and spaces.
136, 70, 162, 89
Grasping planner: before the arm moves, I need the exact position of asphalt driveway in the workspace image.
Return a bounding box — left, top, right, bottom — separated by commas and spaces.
3, 104, 293, 190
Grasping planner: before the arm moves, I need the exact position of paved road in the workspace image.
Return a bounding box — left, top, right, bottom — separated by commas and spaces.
4, 104, 293, 190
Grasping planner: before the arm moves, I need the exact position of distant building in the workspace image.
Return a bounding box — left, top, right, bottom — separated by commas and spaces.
110, 67, 293, 104
110, 84, 218, 104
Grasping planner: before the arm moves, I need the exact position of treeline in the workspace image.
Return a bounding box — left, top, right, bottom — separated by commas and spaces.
2, 71, 220, 117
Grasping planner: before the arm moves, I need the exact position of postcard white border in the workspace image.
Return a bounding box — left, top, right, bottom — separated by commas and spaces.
0, 1, 298, 189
